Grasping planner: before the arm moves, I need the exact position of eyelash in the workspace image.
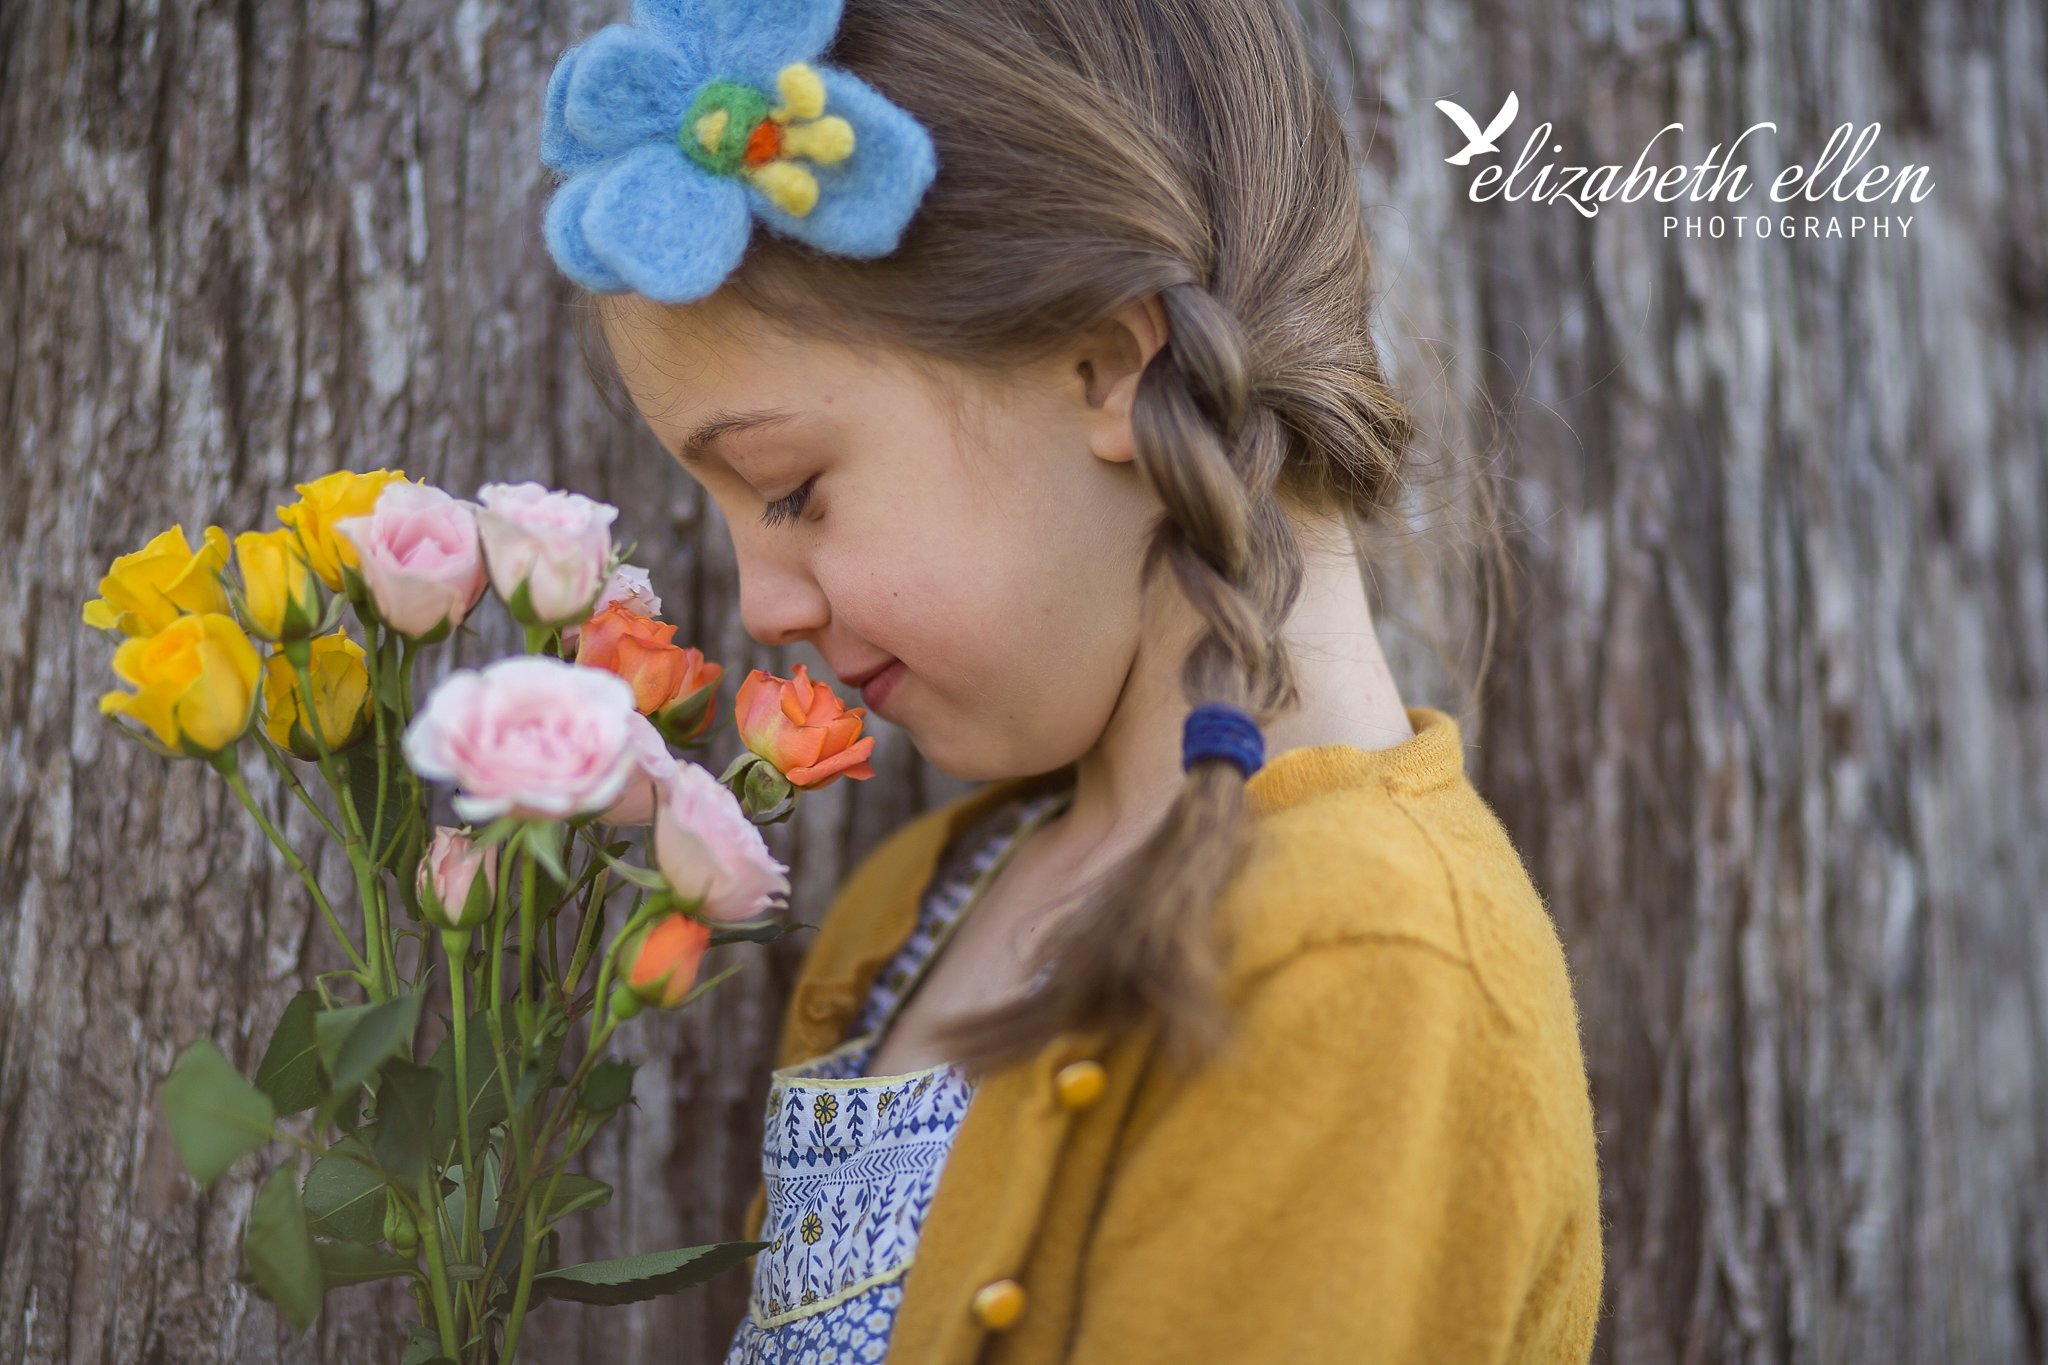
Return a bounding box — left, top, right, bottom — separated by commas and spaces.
759, 474, 819, 527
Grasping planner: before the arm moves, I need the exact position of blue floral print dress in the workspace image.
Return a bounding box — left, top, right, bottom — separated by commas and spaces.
723, 788, 1073, 1364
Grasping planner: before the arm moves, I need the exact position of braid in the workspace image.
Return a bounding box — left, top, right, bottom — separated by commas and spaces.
1137, 282, 1305, 722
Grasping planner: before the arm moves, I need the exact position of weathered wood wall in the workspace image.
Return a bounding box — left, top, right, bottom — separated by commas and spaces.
1306, 0, 2048, 1360
2, 0, 2041, 1360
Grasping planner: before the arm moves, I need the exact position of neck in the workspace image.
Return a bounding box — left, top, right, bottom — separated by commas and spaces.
1042, 501, 1414, 878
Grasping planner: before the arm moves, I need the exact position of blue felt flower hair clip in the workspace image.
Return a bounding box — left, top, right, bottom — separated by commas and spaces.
540, 0, 938, 303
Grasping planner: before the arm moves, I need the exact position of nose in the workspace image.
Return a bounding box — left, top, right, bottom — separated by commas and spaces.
733, 540, 830, 648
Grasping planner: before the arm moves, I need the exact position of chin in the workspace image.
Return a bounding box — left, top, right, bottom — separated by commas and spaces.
906, 726, 1067, 787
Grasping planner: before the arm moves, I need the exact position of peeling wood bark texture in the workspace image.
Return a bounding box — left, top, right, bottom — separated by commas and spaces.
1, 0, 2041, 1362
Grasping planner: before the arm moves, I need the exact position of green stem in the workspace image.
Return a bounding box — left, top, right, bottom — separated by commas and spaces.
250, 732, 346, 842
561, 867, 611, 1003
499, 1220, 542, 1365
417, 1172, 463, 1360
290, 651, 394, 1000
517, 840, 537, 1026
450, 954, 482, 1270
369, 623, 392, 862
214, 754, 372, 981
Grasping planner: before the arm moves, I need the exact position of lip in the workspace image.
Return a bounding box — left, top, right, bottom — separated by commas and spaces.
836, 658, 898, 690
857, 660, 906, 712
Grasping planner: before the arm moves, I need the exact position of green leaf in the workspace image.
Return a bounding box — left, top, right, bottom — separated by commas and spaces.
708, 919, 814, 947
255, 991, 326, 1115
513, 1024, 568, 1110
244, 1165, 324, 1333
316, 1239, 418, 1287
160, 1040, 277, 1188
399, 1323, 451, 1365
578, 1059, 635, 1116
598, 849, 672, 893
372, 1059, 443, 1186
429, 1013, 509, 1144
525, 819, 568, 885
315, 991, 425, 1093
343, 744, 410, 871
303, 1139, 385, 1243
531, 1241, 767, 1305
677, 962, 741, 1008
472, 816, 523, 850
392, 819, 429, 924
443, 1145, 503, 1241
536, 1174, 613, 1223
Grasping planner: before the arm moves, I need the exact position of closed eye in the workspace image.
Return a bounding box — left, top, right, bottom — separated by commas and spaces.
759, 474, 819, 528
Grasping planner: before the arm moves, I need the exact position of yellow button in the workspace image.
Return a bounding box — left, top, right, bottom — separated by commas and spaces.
1053, 1059, 1106, 1110
971, 1277, 1027, 1331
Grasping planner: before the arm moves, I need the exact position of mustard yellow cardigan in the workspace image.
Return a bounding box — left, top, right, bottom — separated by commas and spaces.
739, 705, 1604, 1363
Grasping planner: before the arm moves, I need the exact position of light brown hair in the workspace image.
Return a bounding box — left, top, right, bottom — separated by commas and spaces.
578, 0, 1446, 1079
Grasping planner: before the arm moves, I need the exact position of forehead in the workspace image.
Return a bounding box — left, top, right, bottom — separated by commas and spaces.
594, 291, 999, 458
597, 293, 825, 428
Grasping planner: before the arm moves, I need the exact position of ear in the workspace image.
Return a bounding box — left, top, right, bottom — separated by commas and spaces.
1073, 294, 1170, 465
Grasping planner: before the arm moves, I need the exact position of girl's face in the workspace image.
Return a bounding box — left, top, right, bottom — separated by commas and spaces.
597, 291, 1166, 782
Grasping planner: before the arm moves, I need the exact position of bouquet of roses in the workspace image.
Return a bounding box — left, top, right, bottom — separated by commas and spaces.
81, 468, 875, 1363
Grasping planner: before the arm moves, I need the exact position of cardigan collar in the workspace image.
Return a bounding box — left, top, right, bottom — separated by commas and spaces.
1245, 704, 1465, 811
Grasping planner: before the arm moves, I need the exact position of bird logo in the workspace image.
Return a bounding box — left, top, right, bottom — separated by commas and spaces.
1435, 92, 1520, 165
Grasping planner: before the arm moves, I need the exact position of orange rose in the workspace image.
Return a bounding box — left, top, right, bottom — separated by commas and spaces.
621, 914, 712, 1009
734, 663, 876, 790
573, 601, 724, 739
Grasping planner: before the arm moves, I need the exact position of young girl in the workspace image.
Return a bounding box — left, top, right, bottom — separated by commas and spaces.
539, 0, 1603, 1360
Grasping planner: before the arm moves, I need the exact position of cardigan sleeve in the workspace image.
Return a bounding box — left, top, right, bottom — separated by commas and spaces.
1064, 938, 1597, 1365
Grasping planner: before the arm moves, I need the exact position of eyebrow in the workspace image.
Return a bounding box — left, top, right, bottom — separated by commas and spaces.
676, 408, 800, 466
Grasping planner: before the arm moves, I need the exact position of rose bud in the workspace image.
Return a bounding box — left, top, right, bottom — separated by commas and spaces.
275, 468, 411, 592
418, 826, 500, 939
260, 628, 373, 760
652, 760, 792, 922
611, 914, 713, 1018
475, 481, 617, 629
232, 528, 326, 644
333, 482, 489, 643
734, 663, 876, 790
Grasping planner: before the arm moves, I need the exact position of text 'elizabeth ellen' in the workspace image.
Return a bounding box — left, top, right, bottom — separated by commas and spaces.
1468, 121, 1934, 224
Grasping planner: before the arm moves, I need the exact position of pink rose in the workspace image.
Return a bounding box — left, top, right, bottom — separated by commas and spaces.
562, 563, 661, 653
334, 482, 489, 642
402, 655, 643, 822
652, 761, 792, 922
597, 710, 676, 827
417, 826, 500, 929
476, 481, 617, 629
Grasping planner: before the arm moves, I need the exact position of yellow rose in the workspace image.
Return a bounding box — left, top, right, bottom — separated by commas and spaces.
97, 612, 262, 757
275, 469, 410, 591
233, 528, 326, 643
261, 629, 373, 760
81, 524, 232, 638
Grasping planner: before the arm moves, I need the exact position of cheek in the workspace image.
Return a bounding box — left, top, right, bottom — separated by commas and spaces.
828, 490, 1146, 698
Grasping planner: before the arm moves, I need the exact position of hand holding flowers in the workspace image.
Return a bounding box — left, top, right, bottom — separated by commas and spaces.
85, 469, 874, 1362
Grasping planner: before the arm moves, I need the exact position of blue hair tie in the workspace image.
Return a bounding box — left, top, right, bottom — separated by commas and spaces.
1182, 703, 1265, 779
538, 0, 938, 304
